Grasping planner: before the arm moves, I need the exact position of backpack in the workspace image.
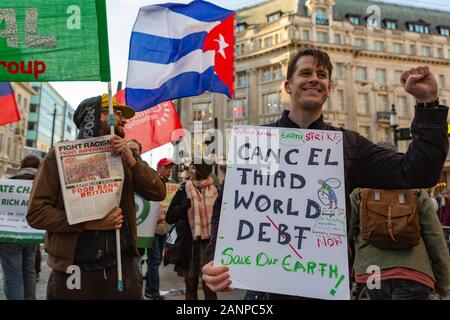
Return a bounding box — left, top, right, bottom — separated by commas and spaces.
359, 189, 421, 249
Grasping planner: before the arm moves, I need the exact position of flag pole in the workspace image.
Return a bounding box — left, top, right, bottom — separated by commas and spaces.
108, 81, 123, 292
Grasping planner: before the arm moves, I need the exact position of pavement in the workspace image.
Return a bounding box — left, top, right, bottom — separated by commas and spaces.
1, 248, 448, 300
0, 247, 245, 300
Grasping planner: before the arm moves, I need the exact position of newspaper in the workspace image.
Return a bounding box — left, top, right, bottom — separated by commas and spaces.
55, 135, 124, 225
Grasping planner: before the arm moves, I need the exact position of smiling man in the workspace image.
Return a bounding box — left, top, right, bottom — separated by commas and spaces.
202, 47, 449, 300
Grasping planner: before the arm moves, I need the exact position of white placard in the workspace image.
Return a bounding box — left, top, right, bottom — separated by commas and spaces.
214, 125, 350, 300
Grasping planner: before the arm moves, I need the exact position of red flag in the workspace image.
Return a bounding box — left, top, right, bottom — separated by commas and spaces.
0, 83, 20, 126
115, 90, 183, 153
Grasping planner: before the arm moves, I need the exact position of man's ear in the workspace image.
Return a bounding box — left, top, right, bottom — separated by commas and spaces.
284, 80, 291, 94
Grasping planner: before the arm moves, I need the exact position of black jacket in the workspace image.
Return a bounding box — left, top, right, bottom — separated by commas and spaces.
206, 107, 449, 264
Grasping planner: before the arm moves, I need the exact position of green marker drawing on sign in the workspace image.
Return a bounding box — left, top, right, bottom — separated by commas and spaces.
329, 274, 345, 296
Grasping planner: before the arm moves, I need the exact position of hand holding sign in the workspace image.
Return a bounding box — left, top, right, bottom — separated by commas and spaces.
202, 261, 234, 293
84, 207, 123, 231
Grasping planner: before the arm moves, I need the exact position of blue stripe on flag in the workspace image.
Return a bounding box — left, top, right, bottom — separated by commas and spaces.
158, 0, 233, 22
129, 31, 207, 64
126, 67, 230, 112
0, 83, 13, 97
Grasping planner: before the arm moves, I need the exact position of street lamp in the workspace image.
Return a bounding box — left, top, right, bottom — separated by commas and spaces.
49, 103, 64, 148
389, 104, 399, 147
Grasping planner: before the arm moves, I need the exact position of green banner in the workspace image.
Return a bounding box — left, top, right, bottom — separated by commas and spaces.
0, 0, 110, 81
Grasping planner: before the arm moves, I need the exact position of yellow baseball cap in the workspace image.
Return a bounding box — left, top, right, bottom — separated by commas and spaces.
101, 93, 135, 119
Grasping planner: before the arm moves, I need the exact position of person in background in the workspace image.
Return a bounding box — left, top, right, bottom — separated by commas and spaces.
166, 161, 218, 300
144, 158, 175, 300
0, 155, 40, 300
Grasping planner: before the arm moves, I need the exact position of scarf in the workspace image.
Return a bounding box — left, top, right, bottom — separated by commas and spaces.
185, 176, 218, 240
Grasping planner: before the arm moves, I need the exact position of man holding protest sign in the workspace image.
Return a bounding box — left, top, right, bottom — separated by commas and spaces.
26, 94, 166, 299
202, 47, 449, 299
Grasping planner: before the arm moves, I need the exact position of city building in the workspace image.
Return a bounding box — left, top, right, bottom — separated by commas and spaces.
26, 83, 76, 153
178, 0, 450, 190
0, 82, 36, 178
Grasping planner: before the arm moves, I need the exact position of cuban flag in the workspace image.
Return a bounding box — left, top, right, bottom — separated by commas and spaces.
126, 0, 235, 112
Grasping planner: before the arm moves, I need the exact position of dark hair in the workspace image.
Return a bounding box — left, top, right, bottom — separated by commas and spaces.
192, 162, 213, 180
20, 155, 40, 169
127, 139, 142, 154
287, 47, 333, 80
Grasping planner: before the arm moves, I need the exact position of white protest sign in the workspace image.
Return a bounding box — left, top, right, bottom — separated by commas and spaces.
135, 183, 179, 248
0, 179, 45, 243
214, 125, 349, 300
136, 194, 160, 248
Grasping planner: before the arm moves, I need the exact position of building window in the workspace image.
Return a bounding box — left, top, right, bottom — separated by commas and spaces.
66, 125, 72, 134
274, 34, 279, 44
376, 69, 387, 84
448, 49, 450, 59
356, 67, 367, 81
7, 137, 12, 158
355, 38, 366, 48
263, 93, 281, 114
437, 47, 444, 58
348, 15, 360, 25
302, 30, 310, 41
408, 23, 430, 34
237, 72, 248, 87
438, 26, 450, 37
267, 12, 281, 23
335, 63, 343, 78
395, 70, 403, 83
359, 126, 371, 140
261, 67, 271, 82
227, 98, 247, 120
378, 94, 389, 112
273, 65, 282, 80
236, 23, 246, 33
334, 33, 342, 44
315, 8, 328, 25
421, 46, 431, 57
317, 32, 328, 43
393, 43, 404, 54
379, 127, 390, 142
439, 75, 446, 88
397, 96, 408, 117
410, 44, 416, 55
336, 89, 345, 111
374, 41, 384, 52
192, 102, 213, 122
358, 93, 370, 114
26, 139, 35, 148
27, 122, 36, 131
30, 103, 38, 113
385, 20, 397, 30
264, 36, 273, 48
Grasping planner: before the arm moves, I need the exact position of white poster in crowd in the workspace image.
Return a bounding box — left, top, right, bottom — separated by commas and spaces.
0, 179, 45, 243
214, 125, 349, 300
135, 183, 179, 248
55, 135, 124, 225
136, 194, 160, 248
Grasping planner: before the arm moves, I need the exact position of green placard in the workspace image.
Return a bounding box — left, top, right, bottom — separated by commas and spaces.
0, 0, 110, 81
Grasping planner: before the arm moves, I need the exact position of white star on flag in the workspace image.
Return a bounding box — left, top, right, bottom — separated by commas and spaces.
214, 33, 229, 59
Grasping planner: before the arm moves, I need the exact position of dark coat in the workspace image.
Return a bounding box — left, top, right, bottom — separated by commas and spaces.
165, 182, 193, 271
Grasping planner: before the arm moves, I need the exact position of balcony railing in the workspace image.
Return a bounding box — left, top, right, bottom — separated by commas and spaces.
376, 111, 390, 121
